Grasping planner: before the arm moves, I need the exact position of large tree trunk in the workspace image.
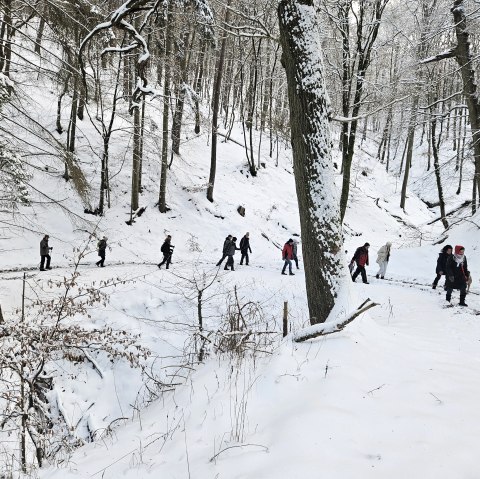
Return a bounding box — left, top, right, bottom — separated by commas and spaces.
278, 0, 343, 324
451, 0, 480, 213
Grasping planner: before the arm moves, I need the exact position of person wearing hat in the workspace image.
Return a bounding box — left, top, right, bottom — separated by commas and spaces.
445, 245, 470, 306
432, 244, 453, 289
281, 238, 295, 276
375, 242, 392, 279
40, 234, 52, 271
239, 232, 252, 266
350, 242, 370, 284
96, 236, 108, 267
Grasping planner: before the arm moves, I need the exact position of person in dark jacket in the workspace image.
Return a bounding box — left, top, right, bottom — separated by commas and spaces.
224, 237, 239, 271
239, 233, 252, 265
445, 245, 470, 306
432, 244, 453, 289
158, 235, 174, 269
96, 236, 107, 267
216, 235, 232, 266
281, 239, 295, 275
350, 242, 370, 284
40, 234, 52, 271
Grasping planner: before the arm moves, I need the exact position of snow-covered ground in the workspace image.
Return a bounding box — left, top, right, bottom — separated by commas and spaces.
1, 41, 479, 478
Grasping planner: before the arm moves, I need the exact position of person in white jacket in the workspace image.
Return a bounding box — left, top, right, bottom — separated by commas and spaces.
376, 242, 392, 279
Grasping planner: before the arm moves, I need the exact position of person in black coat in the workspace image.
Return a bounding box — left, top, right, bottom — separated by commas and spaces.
96, 236, 108, 267
239, 232, 252, 265
445, 245, 470, 306
158, 235, 174, 269
432, 244, 452, 289
216, 235, 232, 266
40, 234, 52, 271
224, 237, 239, 271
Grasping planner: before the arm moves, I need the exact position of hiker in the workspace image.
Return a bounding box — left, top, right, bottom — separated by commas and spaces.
281, 238, 295, 276
216, 235, 232, 267
239, 233, 252, 265
158, 235, 174, 269
40, 234, 52, 271
445, 245, 470, 306
224, 237, 239, 271
96, 236, 107, 267
350, 242, 370, 284
432, 244, 453, 289
375, 242, 392, 279
292, 239, 300, 269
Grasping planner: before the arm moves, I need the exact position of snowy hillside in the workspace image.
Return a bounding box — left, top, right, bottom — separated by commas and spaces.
1, 13, 480, 478
1, 80, 480, 478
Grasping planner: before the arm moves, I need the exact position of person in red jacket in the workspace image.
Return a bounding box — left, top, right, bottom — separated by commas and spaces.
281, 239, 295, 276
350, 242, 370, 284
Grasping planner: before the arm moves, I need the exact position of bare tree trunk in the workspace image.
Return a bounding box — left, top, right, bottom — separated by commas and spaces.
159, 6, 172, 213
138, 97, 145, 191
3, 0, 12, 77
279, 0, 343, 324
431, 115, 448, 228
171, 27, 191, 156
207, 0, 231, 203
400, 96, 418, 210
269, 44, 280, 157
34, 15, 45, 55
67, 74, 79, 154
131, 101, 141, 213
194, 38, 206, 134
56, 71, 71, 134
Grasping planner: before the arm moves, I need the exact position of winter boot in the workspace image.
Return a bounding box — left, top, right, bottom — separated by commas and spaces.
381, 276, 385, 279
376, 274, 379, 279
281, 271, 287, 275
446, 293, 451, 303
459, 294, 468, 307
289, 272, 295, 276
432, 283, 437, 289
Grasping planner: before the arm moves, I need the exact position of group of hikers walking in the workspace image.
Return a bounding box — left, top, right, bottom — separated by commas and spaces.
38, 233, 472, 306
216, 233, 252, 271
349, 241, 471, 306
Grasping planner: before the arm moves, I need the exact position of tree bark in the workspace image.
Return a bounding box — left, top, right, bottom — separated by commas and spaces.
278, 0, 343, 324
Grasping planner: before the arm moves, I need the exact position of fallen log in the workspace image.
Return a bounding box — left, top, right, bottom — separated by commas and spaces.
294, 298, 379, 342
